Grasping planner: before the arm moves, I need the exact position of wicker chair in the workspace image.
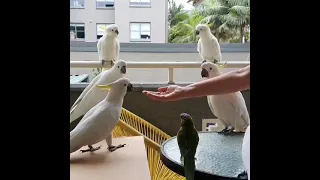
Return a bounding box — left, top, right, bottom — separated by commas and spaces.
113, 108, 185, 180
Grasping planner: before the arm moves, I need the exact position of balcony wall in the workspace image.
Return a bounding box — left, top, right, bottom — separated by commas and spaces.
70, 84, 250, 136
70, 42, 250, 83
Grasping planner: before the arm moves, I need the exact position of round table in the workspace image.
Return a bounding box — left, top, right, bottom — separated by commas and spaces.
160, 132, 247, 180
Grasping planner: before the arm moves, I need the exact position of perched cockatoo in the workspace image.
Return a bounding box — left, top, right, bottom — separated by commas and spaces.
70, 77, 133, 154
196, 24, 223, 66
70, 60, 127, 123
97, 24, 120, 71
200, 62, 250, 134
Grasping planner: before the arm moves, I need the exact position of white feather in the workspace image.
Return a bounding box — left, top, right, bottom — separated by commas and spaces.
196, 24, 221, 63
70, 60, 127, 123
97, 37, 119, 62
70, 77, 131, 153
201, 62, 250, 132
97, 24, 120, 71
242, 125, 250, 179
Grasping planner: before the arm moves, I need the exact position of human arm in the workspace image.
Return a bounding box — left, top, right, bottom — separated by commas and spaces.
143, 65, 250, 102
183, 65, 250, 97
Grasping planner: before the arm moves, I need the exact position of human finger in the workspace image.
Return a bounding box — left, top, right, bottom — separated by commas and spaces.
144, 92, 171, 102
142, 90, 162, 95
158, 86, 168, 92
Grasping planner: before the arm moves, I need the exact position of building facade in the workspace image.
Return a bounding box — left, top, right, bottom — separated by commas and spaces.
70, 0, 168, 43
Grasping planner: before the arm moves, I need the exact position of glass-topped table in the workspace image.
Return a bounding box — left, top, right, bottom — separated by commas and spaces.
160, 132, 247, 180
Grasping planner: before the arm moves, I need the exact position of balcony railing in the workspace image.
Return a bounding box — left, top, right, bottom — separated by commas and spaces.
70, 61, 250, 84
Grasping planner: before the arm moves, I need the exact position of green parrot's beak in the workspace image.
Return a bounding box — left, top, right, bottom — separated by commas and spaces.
96, 84, 112, 90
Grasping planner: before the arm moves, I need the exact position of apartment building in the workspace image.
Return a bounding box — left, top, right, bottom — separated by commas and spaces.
70, 0, 168, 43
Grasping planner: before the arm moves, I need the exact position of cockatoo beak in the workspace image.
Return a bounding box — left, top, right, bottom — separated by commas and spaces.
96, 84, 112, 90
218, 61, 228, 68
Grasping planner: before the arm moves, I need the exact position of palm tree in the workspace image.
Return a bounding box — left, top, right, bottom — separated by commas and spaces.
199, 0, 250, 43
187, 0, 203, 6
168, 0, 189, 27
169, 10, 205, 43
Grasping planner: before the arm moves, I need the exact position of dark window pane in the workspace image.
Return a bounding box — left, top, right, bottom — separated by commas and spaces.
76, 26, 84, 31
141, 31, 150, 39
141, 34, 150, 39
70, 26, 75, 31
105, 3, 114, 7
77, 32, 85, 39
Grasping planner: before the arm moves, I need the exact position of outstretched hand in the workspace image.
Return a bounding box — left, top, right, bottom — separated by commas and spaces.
142, 85, 187, 102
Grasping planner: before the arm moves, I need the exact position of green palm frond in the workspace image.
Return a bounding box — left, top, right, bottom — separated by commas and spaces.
168, 1, 189, 27
226, 0, 249, 6
170, 12, 189, 27
229, 6, 250, 16
215, 0, 231, 7
202, 0, 217, 7
199, 6, 229, 16
200, 15, 224, 28
168, 0, 250, 43
169, 10, 204, 43
222, 13, 248, 26
171, 23, 193, 35
216, 22, 231, 32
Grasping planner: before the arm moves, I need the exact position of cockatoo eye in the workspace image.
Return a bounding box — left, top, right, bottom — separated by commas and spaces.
124, 84, 127, 86
210, 68, 212, 70
118, 66, 120, 68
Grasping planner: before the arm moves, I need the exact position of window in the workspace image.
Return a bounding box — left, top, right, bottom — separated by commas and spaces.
70, 23, 85, 40
70, 0, 84, 8
97, 24, 112, 39
130, 23, 151, 41
129, 0, 151, 6
96, 0, 114, 8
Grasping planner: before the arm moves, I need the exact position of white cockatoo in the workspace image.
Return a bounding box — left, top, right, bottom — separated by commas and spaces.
97, 24, 120, 71
196, 24, 222, 65
70, 60, 127, 123
241, 125, 250, 179
200, 62, 250, 134
70, 77, 133, 154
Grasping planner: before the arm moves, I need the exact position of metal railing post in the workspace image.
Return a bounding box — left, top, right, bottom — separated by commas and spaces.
168, 68, 174, 84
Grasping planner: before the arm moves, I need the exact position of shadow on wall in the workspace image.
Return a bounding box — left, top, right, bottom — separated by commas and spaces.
70, 88, 250, 136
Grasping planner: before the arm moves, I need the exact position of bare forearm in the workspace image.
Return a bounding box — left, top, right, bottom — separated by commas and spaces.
182, 66, 250, 98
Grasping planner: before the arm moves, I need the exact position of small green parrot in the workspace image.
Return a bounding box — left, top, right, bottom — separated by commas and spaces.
177, 113, 199, 180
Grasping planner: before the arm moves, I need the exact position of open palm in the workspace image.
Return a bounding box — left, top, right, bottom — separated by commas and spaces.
142, 85, 186, 102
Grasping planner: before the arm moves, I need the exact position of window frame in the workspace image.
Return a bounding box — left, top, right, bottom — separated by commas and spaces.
129, 22, 151, 42
129, 0, 151, 8
96, 0, 115, 9
70, 23, 85, 41
70, 0, 85, 9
